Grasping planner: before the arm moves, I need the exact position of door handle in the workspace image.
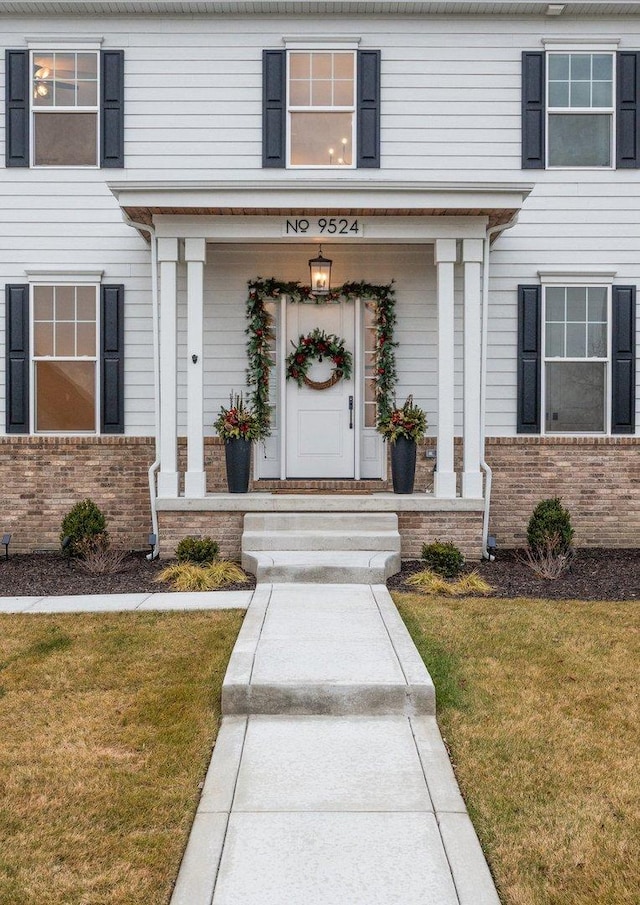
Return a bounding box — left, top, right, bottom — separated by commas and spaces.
348, 395, 354, 429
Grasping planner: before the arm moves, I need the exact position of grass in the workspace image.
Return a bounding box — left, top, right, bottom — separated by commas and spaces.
393, 593, 640, 905
0, 610, 244, 905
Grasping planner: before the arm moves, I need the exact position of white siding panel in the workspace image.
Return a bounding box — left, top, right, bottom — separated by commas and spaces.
1, 12, 639, 436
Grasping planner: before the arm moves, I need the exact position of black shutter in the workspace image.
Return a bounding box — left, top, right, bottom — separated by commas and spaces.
617, 52, 640, 169
101, 50, 125, 168
357, 50, 381, 168
611, 285, 636, 433
101, 285, 125, 433
263, 50, 286, 168
5, 50, 29, 167
5, 284, 30, 433
522, 52, 545, 169
517, 285, 542, 433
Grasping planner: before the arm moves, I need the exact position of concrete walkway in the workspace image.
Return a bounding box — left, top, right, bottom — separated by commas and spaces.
172, 583, 500, 905
0, 590, 253, 613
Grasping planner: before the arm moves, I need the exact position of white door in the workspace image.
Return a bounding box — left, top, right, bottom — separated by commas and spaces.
285, 301, 355, 478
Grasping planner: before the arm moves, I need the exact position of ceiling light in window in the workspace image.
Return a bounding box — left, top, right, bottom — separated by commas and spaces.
34, 81, 49, 98
35, 66, 51, 79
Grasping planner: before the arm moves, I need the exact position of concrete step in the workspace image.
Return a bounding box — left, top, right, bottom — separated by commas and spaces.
222, 584, 435, 717
243, 512, 399, 534
242, 529, 401, 553
241, 550, 401, 584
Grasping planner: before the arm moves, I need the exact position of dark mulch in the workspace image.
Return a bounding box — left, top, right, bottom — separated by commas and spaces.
0, 552, 256, 597
387, 548, 640, 601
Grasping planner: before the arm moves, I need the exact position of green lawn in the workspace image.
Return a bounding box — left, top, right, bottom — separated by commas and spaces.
0, 610, 243, 905
393, 592, 640, 905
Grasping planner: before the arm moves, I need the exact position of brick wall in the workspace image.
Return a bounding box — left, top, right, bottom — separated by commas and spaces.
486, 437, 640, 549
0, 435, 637, 555
0, 437, 155, 553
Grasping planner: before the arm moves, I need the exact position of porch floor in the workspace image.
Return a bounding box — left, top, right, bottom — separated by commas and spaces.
156, 492, 484, 513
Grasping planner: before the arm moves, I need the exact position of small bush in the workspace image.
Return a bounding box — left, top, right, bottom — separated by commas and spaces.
60, 499, 107, 556
74, 535, 129, 575
421, 540, 465, 579
176, 536, 219, 565
156, 561, 248, 591
527, 498, 574, 556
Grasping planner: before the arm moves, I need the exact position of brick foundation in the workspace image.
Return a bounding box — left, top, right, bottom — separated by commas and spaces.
0, 436, 155, 553
486, 437, 640, 549
0, 435, 637, 555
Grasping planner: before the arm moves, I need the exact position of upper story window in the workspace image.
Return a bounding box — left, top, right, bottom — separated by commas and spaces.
5, 45, 124, 169
263, 45, 380, 170
288, 51, 355, 167
522, 45, 640, 170
32, 51, 99, 166
547, 52, 614, 167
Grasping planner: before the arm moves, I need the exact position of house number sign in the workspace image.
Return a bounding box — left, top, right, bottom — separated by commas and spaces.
283, 218, 363, 237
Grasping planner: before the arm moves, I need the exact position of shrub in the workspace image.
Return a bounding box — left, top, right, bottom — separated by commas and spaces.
156, 561, 248, 591
421, 540, 465, 579
527, 498, 574, 556
176, 536, 219, 565
75, 534, 129, 575
60, 499, 107, 556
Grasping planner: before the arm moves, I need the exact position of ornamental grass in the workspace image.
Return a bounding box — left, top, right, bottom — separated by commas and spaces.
156, 561, 250, 591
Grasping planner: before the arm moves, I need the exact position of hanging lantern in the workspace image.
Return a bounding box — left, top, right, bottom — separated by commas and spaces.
308, 246, 332, 294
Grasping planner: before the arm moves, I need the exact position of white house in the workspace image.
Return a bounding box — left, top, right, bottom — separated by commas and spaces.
1, 0, 638, 557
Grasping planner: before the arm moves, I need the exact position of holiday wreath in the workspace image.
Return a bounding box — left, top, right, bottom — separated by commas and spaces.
246, 278, 397, 437
286, 328, 353, 389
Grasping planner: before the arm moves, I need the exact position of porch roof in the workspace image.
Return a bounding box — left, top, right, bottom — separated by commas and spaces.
109, 179, 533, 234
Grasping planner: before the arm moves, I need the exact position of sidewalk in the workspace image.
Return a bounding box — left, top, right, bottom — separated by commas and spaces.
172, 583, 500, 905
0, 590, 253, 613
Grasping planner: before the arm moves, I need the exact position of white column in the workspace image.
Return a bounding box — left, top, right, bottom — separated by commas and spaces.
462, 238, 484, 499
434, 238, 457, 499
184, 238, 207, 498
157, 237, 180, 498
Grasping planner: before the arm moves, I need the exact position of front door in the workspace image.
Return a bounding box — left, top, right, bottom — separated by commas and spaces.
285, 301, 355, 478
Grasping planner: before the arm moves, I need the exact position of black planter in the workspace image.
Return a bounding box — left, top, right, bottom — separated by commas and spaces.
224, 439, 252, 493
390, 436, 417, 494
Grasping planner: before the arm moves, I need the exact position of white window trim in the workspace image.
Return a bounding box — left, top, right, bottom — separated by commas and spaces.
539, 272, 616, 436
545, 47, 616, 170
27, 274, 103, 435
286, 47, 357, 170
283, 36, 360, 50
30, 48, 101, 169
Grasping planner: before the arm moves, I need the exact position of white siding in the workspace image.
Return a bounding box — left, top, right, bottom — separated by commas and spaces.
0, 12, 638, 435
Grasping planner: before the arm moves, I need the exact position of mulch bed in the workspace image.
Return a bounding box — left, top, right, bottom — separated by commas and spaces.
0, 552, 256, 597
387, 548, 640, 601
0, 549, 637, 600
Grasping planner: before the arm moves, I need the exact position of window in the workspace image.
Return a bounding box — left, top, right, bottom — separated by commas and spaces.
363, 302, 377, 427
32, 51, 99, 166
262, 47, 380, 169
5, 47, 124, 168
288, 51, 355, 167
547, 53, 614, 167
517, 278, 636, 435
5, 280, 124, 434
33, 285, 98, 431
521, 49, 640, 169
544, 285, 609, 431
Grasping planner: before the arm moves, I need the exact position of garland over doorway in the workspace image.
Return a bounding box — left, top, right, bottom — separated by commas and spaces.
245, 278, 397, 437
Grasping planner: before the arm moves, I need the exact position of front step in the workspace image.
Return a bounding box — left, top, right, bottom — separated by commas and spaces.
242, 550, 401, 584
241, 512, 402, 584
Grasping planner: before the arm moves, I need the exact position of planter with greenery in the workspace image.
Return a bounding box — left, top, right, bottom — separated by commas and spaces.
377, 395, 427, 493
213, 393, 262, 493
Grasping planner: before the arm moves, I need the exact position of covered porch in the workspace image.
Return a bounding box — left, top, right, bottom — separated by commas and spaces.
110, 180, 531, 557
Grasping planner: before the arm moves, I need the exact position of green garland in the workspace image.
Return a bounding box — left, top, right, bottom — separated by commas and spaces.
246, 277, 397, 437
